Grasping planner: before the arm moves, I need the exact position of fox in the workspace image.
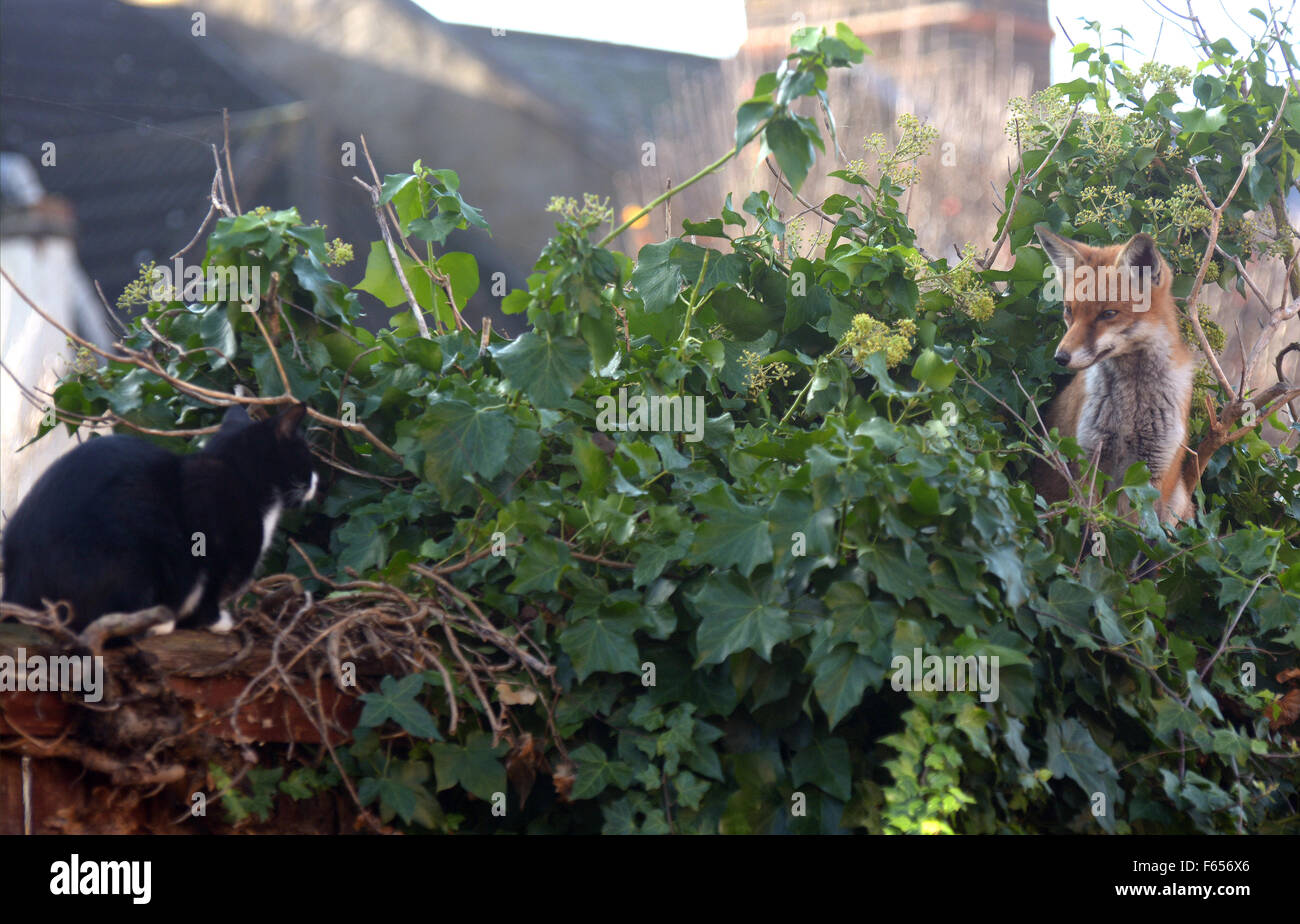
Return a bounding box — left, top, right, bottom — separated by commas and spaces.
1031, 225, 1197, 524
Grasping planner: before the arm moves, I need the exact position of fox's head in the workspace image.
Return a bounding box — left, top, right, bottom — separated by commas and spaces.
1035, 225, 1173, 371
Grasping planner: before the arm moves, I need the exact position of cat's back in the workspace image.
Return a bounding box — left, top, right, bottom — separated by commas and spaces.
2, 436, 186, 604
7, 435, 179, 530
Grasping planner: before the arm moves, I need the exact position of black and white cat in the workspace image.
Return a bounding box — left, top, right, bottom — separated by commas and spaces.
1, 403, 318, 634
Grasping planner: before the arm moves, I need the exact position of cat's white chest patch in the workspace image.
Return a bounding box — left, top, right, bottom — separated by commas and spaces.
261, 501, 283, 554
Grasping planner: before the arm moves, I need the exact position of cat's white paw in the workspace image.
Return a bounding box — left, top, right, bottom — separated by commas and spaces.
210, 609, 236, 634
148, 620, 176, 637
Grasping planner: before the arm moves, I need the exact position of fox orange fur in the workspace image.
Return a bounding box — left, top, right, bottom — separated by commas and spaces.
1032, 225, 1197, 523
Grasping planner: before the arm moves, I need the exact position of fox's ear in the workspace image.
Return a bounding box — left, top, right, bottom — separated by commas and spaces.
274, 402, 308, 440
1115, 232, 1164, 287
1035, 224, 1088, 275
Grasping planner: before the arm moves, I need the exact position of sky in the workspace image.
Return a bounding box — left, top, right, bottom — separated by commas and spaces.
1047, 1, 1291, 82
416, 1, 1291, 70
415, 0, 749, 57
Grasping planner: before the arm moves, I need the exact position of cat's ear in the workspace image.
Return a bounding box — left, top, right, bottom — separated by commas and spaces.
218, 405, 253, 435
274, 403, 308, 440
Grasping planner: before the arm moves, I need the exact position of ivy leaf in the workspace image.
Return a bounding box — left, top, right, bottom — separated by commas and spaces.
198, 305, 236, 369
492, 331, 590, 407
765, 116, 816, 193
954, 703, 992, 757
690, 484, 775, 577
711, 285, 784, 340
672, 770, 710, 810
631, 239, 685, 312
983, 544, 1030, 609
681, 218, 728, 238
811, 645, 883, 728
358, 674, 442, 740
355, 240, 432, 309
791, 735, 852, 800
361, 760, 439, 827
572, 742, 637, 800
736, 100, 776, 150
433, 252, 479, 325
559, 614, 640, 681
690, 572, 792, 665
911, 348, 956, 390
333, 514, 391, 575
1045, 718, 1120, 828
413, 399, 514, 502
430, 732, 508, 800
1177, 106, 1227, 134
292, 249, 359, 322
507, 537, 573, 594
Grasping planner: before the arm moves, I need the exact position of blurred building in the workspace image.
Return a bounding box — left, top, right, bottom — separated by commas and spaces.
1, 0, 1052, 333
616, 0, 1052, 259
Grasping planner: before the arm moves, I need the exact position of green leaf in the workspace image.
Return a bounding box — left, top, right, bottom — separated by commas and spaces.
434, 251, 479, 322
358, 674, 443, 740
292, 250, 357, 322
507, 537, 573, 594
681, 218, 728, 238
198, 305, 236, 369
765, 116, 816, 193
631, 239, 683, 312
559, 614, 640, 681
791, 736, 852, 801
691, 572, 792, 665
333, 514, 390, 574
812, 646, 882, 729
430, 732, 508, 801
1045, 718, 1119, 828
1178, 106, 1227, 134
572, 743, 637, 800
911, 348, 956, 390
736, 100, 776, 150
907, 476, 941, 516
834, 22, 869, 56
413, 399, 514, 500
711, 285, 784, 340
492, 331, 590, 408
983, 544, 1030, 609
355, 241, 432, 309
362, 760, 439, 827
690, 484, 775, 577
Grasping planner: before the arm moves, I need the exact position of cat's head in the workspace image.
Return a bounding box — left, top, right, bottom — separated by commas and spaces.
208, 403, 319, 507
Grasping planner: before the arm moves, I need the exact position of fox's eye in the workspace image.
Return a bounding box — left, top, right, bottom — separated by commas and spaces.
1063, 307, 1072, 321
1100, 309, 1119, 320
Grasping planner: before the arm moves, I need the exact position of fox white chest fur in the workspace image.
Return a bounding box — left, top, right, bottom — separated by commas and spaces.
1077, 331, 1194, 487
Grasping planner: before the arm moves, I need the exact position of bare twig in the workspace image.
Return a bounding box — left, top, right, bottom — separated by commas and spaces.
980, 103, 1079, 270
221, 108, 242, 215
353, 172, 431, 338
